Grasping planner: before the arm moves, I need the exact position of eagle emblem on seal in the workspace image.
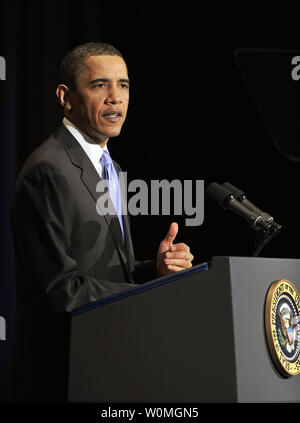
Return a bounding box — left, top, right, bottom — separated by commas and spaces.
278, 304, 296, 353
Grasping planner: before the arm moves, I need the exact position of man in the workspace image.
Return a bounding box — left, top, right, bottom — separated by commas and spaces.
8, 42, 194, 402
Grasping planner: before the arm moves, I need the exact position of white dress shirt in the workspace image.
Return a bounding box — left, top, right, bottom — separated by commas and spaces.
63, 117, 108, 177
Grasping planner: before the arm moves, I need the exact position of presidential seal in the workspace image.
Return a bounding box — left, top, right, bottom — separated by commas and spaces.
265, 279, 300, 377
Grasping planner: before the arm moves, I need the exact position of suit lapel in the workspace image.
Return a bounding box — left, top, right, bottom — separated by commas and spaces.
122, 213, 136, 281
114, 163, 136, 281
53, 124, 133, 280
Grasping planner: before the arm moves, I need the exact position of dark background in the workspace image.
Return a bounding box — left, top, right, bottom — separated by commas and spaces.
1, 0, 300, 401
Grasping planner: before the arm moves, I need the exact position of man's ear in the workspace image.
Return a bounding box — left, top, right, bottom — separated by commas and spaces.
56, 84, 72, 111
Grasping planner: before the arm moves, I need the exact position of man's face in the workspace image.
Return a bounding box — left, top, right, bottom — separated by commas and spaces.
66, 55, 129, 145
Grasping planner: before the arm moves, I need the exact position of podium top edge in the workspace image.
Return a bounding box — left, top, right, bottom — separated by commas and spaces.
71, 257, 300, 316
215, 256, 300, 261
71, 262, 209, 316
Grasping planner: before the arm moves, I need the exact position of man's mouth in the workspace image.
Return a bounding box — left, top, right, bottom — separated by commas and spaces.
102, 112, 123, 123
102, 112, 122, 123
103, 113, 121, 117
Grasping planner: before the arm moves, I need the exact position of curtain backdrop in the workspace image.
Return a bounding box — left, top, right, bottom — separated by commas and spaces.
1, 0, 300, 400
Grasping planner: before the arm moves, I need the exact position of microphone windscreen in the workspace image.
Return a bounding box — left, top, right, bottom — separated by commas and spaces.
205, 182, 232, 207
223, 182, 245, 199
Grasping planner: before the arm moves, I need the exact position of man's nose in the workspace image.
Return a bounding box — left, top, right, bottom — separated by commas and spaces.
105, 85, 121, 104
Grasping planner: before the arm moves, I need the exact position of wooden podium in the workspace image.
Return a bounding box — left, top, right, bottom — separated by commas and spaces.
68, 257, 300, 402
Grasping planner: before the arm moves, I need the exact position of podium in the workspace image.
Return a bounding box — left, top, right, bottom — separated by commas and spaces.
68, 257, 300, 403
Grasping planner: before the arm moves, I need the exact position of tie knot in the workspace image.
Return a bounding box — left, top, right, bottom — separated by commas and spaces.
100, 150, 113, 167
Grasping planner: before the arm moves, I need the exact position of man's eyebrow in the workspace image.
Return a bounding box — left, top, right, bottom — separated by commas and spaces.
88, 78, 130, 85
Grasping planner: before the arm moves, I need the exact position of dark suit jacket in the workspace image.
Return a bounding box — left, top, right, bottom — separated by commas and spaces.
7, 124, 156, 402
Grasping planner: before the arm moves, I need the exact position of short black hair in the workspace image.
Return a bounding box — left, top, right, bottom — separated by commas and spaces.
59, 42, 124, 89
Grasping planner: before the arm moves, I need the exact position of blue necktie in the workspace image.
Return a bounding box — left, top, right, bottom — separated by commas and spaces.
100, 150, 124, 239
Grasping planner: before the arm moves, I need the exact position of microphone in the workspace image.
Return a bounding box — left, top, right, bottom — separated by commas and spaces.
222, 182, 282, 233
206, 182, 274, 232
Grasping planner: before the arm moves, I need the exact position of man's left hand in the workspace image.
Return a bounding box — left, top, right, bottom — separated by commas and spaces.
156, 222, 194, 277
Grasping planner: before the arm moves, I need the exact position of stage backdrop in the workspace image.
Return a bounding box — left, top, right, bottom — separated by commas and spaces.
1, 0, 300, 400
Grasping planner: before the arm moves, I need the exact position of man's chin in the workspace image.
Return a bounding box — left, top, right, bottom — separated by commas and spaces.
99, 127, 122, 139
91, 129, 122, 146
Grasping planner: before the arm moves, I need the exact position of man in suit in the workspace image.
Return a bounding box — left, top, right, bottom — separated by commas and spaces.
8, 42, 194, 402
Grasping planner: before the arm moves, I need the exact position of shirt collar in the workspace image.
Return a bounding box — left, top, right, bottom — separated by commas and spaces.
63, 117, 108, 166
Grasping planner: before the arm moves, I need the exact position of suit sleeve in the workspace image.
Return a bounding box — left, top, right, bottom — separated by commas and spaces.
11, 163, 138, 315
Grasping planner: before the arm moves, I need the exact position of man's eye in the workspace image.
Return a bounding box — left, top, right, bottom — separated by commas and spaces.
120, 83, 129, 89
93, 84, 105, 88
